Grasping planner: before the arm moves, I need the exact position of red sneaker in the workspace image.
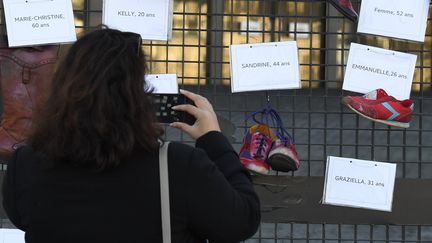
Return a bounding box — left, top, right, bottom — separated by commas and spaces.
342, 90, 414, 128
239, 124, 274, 175
265, 109, 300, 172
267, 136, 300, 172
327, 0, 358, 22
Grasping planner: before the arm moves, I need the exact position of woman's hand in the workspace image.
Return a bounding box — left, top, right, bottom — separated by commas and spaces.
170, 89, 221, 140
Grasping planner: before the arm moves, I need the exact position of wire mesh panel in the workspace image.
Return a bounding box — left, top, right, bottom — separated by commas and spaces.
0, 0, 431, 241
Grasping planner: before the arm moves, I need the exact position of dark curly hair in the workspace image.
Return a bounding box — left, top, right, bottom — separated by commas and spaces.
30, 28, 163, 170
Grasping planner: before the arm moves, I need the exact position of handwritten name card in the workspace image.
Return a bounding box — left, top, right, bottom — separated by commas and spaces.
358, 0, 430, 42
230, 42, 301, 93
343, 43, 417, 100
3, 0, 76, 47
322, 156, 397, 212
103, 0, 173, 41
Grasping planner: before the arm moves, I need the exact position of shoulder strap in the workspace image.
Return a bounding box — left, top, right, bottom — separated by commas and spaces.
159, 142, 171, 243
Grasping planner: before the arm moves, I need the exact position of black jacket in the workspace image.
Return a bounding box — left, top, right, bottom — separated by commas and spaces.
2, 131, 260, 243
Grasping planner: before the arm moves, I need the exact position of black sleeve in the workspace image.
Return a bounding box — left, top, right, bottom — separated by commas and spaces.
2, 148, 25, 230
186, 131, 260, 243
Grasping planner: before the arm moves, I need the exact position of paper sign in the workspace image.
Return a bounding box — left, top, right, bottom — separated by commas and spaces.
0, 229, 24, 243
3, 0, 76, 47
322, 156, 397, 212
230, 42, 301, 93
103, 0, 173, 41
146, 74, 178, 94
343, 43, 417, 100
358, 0, 430, 42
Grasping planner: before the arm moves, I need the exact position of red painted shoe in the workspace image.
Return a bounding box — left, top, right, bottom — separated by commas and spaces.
342, 90, 414, 128
327, 0, 358, 22
267, 135, 300, 173
239, 124, 274, 175
264, 108, 300, 172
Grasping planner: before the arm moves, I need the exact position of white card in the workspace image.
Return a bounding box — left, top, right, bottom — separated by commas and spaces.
0, 229, 24, 243
103, 0, 173, 41
322, 156, 397, 212
146, 74, 178, 94
358, 0, 430, 42
3, 0, 76, 47
343, 43, 417, 100
230, 42, 301, 93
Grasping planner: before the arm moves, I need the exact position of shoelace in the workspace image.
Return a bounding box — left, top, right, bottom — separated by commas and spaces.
252, 134, 268, 159
267, 108, 294, 146
245, 101, 295, 148
277, 135, 291, 146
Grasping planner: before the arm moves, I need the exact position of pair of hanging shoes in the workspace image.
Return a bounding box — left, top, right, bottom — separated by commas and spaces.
239, 106, 300, 175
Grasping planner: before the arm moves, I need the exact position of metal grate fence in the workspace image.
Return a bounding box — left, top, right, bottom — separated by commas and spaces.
1, 0, 431, 241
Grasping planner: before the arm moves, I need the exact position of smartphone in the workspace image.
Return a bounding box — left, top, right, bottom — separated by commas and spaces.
152, 94, 197, 125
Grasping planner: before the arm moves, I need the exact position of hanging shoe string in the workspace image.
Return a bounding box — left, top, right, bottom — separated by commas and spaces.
244, 100, 295, 145
267, 108, 294, 145
248, 107, 294, 144
244, 108, 274, 136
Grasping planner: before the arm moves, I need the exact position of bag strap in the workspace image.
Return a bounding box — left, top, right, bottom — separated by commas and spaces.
159, 142, 171, 243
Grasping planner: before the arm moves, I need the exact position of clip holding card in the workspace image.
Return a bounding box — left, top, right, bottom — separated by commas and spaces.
348, 159, 380, 168
366, 47, 397, 56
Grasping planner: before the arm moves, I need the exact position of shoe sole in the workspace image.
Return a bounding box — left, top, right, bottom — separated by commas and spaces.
344, 102, 410, 128
327, 0, 358, 22
267, 154, 299, 172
